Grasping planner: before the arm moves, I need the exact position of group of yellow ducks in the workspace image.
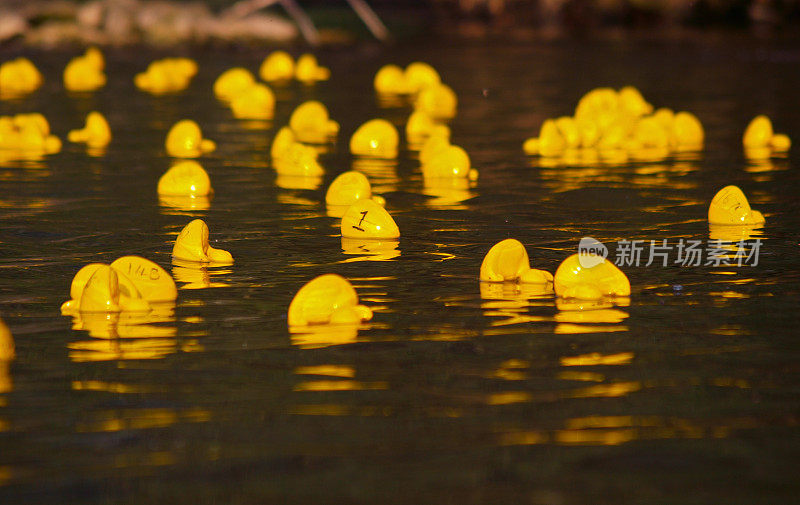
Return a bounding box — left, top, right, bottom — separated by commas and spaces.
0, 48, 786, 335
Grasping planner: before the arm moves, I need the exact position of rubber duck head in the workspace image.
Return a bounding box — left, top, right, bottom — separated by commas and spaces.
68, 111, 111, 148
554, 253, 630, 300
414, 83, 457, 120
260, 51, 295, 82
0, 58, 43, 97
671, 111, 704, 149
340, 199, 399, 240
374, 64, 409, 95
63, 54, 106, 92
289, 101, 339, 144
480, 239, 553, 284
325, 170, 383, 208
349, 119, 399, 159
273, 142, 323, 177
157, 160, 212, 197
404, 62, 440, 94
295, 53, 330, 84
743, 115, 773, 149
230, 83, 275, 120
270, 127, 296, 160
213, 67, 256, 101
165, 120, 216, 158
172, 219, 233, 264
422, 144, 477, 180
288, 274, 373, 326
708, 185, 765, 226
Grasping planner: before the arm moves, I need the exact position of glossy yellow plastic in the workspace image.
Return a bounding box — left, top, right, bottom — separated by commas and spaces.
554, 253, 631, 299
555, 116, 581, 148
325, 171, 377, 207
422, 144, 477, 179
68, 111, 111, 148
78, 265, 151, 313
374, 64, 409, 95
671, 111, 704, 148
0, 317, 13, 361
632, 116, 669, 148
350, 119, 399, 159
480, 239, 554, 284
414, 83, 457, 120
213, 67, 256, 101
0, 113, 61, 154
109, 256, 178, 302
165, 120, 216, 158
743, 115, 773, 148
158, 160, 212, 196
270, 127, 296, 159
618, 86, 652, 117
404, 62, 440, 94
135, 58, 196, 94
0, 57, 43, 98
771, 133, 791, 151
60, 263, 105, 314
230, 83, 275, 120
260, 51, 295, 82
288, 274, 372, 326
273, 142, 323, 176
289, 101, 339, 144
340, 199, 399, 239
406, 111, 450, 145
708, 185, 765, 226
63, 51, 106, 92
538, 119, 566, 156
295, 54, 330, 83
419, 135, 451, 166
172, 219, 233, 264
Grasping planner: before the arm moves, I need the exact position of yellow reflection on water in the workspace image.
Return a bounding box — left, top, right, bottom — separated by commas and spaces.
557, 370, 605, 382
560, 352, 634, 367
0, 318, 14, 394
555, 428, 637, 445
339, 237, 400, 263
114, 451, 176, 469
293, 380, 388, 392
172, 261, 231, 289
352, 158, 399, 193
486, 391, 533, 405
75, 407, 210, 433
159, 194, 212, 213
479, 281, 553, 327
290, 323, 359, 349
295, 365, 355, 378
554, 298, 629, 334
422, 177, 477, 209
0, 465, 11, 485
72, 380, 165, 393
567, 381, 641, 398
275, 174, 323, 191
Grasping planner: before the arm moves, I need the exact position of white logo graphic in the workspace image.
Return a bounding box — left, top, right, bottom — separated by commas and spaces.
578, 236, 608, 268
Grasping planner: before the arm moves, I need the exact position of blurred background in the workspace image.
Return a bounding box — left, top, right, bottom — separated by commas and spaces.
1, 0, 799, 48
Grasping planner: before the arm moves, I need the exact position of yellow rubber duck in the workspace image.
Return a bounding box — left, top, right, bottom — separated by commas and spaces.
524, 119, 565, 157
480, 239, 554, 284
288, 274, 372, 326
158, 160, 212, 197
273, 142, 323, 177
260, 50, 295, 82
295, 53, 330, 84
414, 83, 457, 120
68, 111, 111, 148
289, 101, 339, 144
404, 62, 441, 94
350, 119, 399, 159
0, 57, 43, 99
63, 48, 106, 92
230, 83, 275, 120
1, 113, 61, 155
743, 115, 791, 154
165, 120, 216, 158
406, 111, 450, 145
340, 199, 399, 239
325, 171, 385, 208
213, 67, 256, 101
618, 85, 653, 117
270, 127, 296, 160
135, 57, 197, 94
670, 111, 704, 149
172, 219, 233, 264
63, 264, 151, 314
374, 64, 409, 95
554, 253, 630, 300
708, 185, 765, 226
422, 144, 478, 180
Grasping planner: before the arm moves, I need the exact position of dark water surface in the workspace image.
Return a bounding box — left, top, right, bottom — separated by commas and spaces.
1, 35, 799, 504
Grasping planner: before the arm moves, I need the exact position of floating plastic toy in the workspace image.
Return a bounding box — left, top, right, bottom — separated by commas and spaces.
0, 113, 61, 155
230, 83, 275, 120
158, 160, 212, 197
68, 111, 111, 148
273, 142, 323, 176
172, 219, 233, 264
289, 101, 339, 143
214, 67, 256, 102
135, 58, 197, 94
165, 120, 216, 158
414, 83, 457, 120
350, 119, 399, 159
671, 111, 704, 149
421, 144, 478, 180
109, 256, 178, 302
63, 48, 106, 92
743, 115, 791, 156
340, 199, 399, 239
708, 185, 765, 226
404, 62, 441, 94
288, 274, 372, 326
325, 170, 385, 208
554, 253, 630, 300
374, 64, 409, 95
295, 54, 330, 84
0, 57, 43, 99
271, 127, 296, 159
406, 111, 450, 145
260, 51, 294, 82
480, 239, 554, 284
